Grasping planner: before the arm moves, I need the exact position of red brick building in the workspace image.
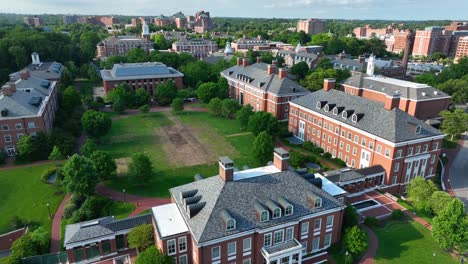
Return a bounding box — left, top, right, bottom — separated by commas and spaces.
448, 31, 468, 58
23, 16, 43, 27
297, 19, 326, 35
64, 214, 152, 264
444, 21, 468, 31
455, 36, 468, 63
412, 27, 452, 57
152, 148, 346, 264
100, 62, 184, 95
171, 38, 218, 59
289, 80, 444, 194
96, 36, 154, 59
353, 25, 394, 39
391, 30, 415, 54
221, 58, 310, 121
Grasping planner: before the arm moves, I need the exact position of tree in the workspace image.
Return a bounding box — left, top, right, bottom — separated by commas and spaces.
208, 98, 222, 117
128, 224, 154, 254
217, 77, 230, 99
61, 86, 81, 113
135, 247, 174, 264
8, 46, 28, 69
290, 61, 309, 79
171, 98, 184, 114
139, 104, 150, 115
248, 111, 279, 135
440, 109, 468, 140
10, 233, 36, 258
430, 191, 454, 215
62, 154, 98, 196
237, 105, 254, 129
153, 34, 170, 50
80, 139, 97, 157
432, 199, 468, 252
342, 205, 359, 231
301, 68, 338, 91
406, 177, 438, 213
49, 146, 65, 160
16, 133, 51, 162
112, 97, 126, 114
197, 82, 218, 104
135, 88, 150, 107
343, 226, 368, 255
16, 135, 35, 161
80, 32, 101, 61
437, 79, 468, 104
81, 110, 112, 139
221, 99, 240, 119
128, 153, 153, 185
252, 132, 274, 165
91, 151, 117, 180
181, 61, 212, 88
155, 80, 178, 106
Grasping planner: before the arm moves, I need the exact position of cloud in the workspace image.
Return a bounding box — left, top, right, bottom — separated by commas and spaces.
265, 0, 378, 8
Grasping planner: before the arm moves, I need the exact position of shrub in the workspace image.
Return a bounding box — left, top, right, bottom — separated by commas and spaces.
41, 168, 57, 183
289, 151, 308, 168
9, 215, 27, 230
323, 152, 332, 158
303, 141, 315, 151
0, 151, 7, 165
364, 216, 378, 227
333, 158, 347, 167
391, 209, 404, 220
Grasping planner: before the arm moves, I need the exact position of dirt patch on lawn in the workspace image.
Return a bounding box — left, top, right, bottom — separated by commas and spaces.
115, 158, 130, 176
156, 114, 212, 167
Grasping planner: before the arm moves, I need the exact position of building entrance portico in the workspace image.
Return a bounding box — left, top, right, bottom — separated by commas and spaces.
261, 239, 303, 264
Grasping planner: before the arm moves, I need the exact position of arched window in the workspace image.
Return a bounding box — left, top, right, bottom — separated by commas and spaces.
314, 198, 322, 208
332, 108, 338, 115
285, 205, 294, 216
226, 218, 236, 231
415, 125, 422, 134
273, 208, 282, 219
352, 114, 358, 123
324, 104, 329, 112
316, 102, 321, 109
260, 211, 269, 222
342, 111, 348, 119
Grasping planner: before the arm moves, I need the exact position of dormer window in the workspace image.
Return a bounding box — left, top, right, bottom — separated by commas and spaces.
415, 125, 422, 135
324, 104, 330, 112
273, 208, 282, 219
260, 211, 269, 222
342, 111, 348, 119
285, 204, 293, 216
226, 218, 236, 231
316, 102, 321, 109
314, 197, 322, 208
332, 108, 338, 115
351, 114, 358, 123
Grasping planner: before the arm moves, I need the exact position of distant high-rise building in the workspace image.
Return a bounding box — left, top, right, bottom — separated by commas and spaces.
444, 21, 468, 31
23, 16, 43, 27
455, 36, 468, 63
62, 15, 78, 24
297, 19, 326, 35
412, 27, 452, 57
448, 31, 468, 58
193, 10, 213, 33
353, 24, 394, 39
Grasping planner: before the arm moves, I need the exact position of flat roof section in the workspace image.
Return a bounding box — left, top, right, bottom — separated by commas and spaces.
315, 174, 347, 197
233, 165, 281, 181
365, 76, 429, 89
152, 204, 188, 238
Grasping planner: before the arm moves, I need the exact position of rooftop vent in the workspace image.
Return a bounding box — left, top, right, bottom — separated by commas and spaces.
187, 202, 206, 218
40, 80, 50, 88
309, 178, 323, 189
1, 108, 8, 117
28, 96, 42, 107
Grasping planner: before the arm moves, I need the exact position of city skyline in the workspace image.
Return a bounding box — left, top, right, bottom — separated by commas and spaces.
3, 0, 468, 20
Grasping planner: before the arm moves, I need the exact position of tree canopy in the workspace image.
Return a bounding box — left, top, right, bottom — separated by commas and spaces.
432, 198, 468, 252
62, 154, 98, 196
406, 177, 438, 213
128, 224, 154, 254
128, 153, 153, 185
81, 110, 112, 139
252, 131, 274, 165
248, 111, 279, 135
440, 109, 468, 141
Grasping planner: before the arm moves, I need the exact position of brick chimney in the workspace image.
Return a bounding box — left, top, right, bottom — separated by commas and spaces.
278, 68, 288, 79
358, 55, 365, 63
384, 94, 401, 110
267, 64, 277, 75
338, 52, 345, 60
219, 157, 234, 182
324, 78, 336, 92
273, 148, 289, 171
20, 70, 30, 80
1, 84, 15, 97
242, 58, 250, 67
257, 56, 262, 63
272, 60, 278, 66
237, 57, 242, 66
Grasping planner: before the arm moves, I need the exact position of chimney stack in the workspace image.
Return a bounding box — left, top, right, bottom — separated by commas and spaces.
256, 56, 262, 63
242, 58, 250, 67
219, 157, 234, 182
338, 52, 345, 60
278, 68, 288, 79
1, 84, 15, 97
31, 52, 40, 65
273, 148, 289, 172
323, 78, 336, 92
358, 55, 365, 63
272, 60, 278, 66
236, 57, 242, 66
267, 64, 277, 75
384, 94, 401, 111
20, 70, 30, 80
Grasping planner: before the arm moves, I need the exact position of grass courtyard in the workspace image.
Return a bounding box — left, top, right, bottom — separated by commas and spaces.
0, 162, 64, 233
101, 111, 257, 197
374, 220, 458, 264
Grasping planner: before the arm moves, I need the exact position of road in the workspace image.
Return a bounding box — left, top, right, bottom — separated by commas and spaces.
448, 135, 468, 211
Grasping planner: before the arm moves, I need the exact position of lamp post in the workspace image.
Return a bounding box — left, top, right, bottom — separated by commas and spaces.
433, 252, 436, 264
123, 189, 126, 202
46, 203, 52, 219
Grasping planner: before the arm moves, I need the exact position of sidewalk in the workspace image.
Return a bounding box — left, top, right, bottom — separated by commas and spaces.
443, 135, 466, 196
359, 225, 378, 264
49, 194, 71, 253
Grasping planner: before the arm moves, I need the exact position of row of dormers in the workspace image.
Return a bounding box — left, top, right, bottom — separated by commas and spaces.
316, 101, 364, 123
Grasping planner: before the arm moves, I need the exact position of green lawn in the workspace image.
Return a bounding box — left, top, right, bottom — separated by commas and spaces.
397, 200, 434, 224
0, 162, 64, 233
443, 136, 459, 149
374, 221, 457, 264
104, 111, 257, 197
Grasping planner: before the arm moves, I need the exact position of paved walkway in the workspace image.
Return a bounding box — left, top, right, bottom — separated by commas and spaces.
447, 135, 468, 211
95, 184, 171, 217
0, 159, 58, 171
359, 225, 378, 264
49, 194, 71, 253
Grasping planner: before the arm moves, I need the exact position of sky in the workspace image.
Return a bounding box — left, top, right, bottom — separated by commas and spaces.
1, 0, 468, 20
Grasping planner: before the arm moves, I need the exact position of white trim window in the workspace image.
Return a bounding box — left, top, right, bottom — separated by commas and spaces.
433, 142, 439, 151
324, 234, 332, 247
228, 241, 236, 256
260, 211, 269, 222
392, 176, 398, 185
15, 123, 22, 130
301, 222, 309, 235
326, 215, 334, 227
4, 134, 12, 143
312, 237, 320, 252
178, 237, 187, 252
243, 238, 251, 252
27, 122, 35, 128
179, 255, 188, 264
394, 163, 400, 172
396, 149, 403, 158
242, 258, 251, 264
2, 125, 9, 131
431, 155, 436, 164
286, 227, 294, 241
314, 219, 321, 230
285, 204, 293, 216
274, 230, 284, 245
167, 239, 176, 255
385, 148, 391, 157
301, 241, 308, 254
227, 218, 236, 231
273, 208, 282, 219
264, 233, 272, 246
211, 246, 221, 261
314, 197, 322, 208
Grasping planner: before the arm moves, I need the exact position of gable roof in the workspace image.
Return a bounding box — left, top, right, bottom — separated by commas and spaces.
101, 62, 184, 81
221, 63, 309, 95
323, 165, 386, 183
169, 170, 342, 244
291, 89, 443, 143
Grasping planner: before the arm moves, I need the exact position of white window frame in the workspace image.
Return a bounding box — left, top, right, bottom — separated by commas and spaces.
264, 233, 272, 247
167, 239, 176, 255
211, 246, 221, 261
324, 234, 332, 247
243, 238, 251, 252
314, 197, 322, 208
179, 255, 188, 264
227, 241, 236, 256
312, 237, 320, 252
260, 211, 269, 222
4, 134, 11, 143
227, 218, 236, 231
274, 230, 284, 245
27, 122, 35, 128
273, 207, 282, 219
2, 125, 9, 131
15, 123, 22, 130
178, 237, 187, 253
326, 215, 334, 227
301, 222, 309, 235
314, 219, 321, 231
286, 227, 294, 241
394, 163, 400, 172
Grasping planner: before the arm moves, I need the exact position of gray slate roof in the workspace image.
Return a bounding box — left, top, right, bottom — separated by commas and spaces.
327, 56, 365, 71
64, 214, 152, 246
291, 89, 443, 143
101, 62, 184, 81
12, 62, 63, 80
343, 72, 450, 101
97, 36, 153, 46
221, 63, 309, 95
170, 171, 343, 244
323, 165, 385, 183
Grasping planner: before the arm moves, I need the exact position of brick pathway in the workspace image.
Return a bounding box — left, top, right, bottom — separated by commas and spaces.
359, 225, 378, 264
49, 194, 71, 253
